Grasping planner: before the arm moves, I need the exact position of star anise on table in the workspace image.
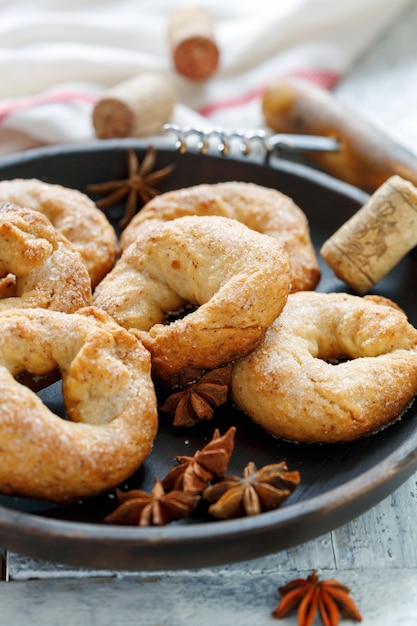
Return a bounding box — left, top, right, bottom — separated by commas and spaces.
272, 570, 362, 626
203, 460, 300, 519
159, 363, 233, 427
161, 426, 236, 495
87, 146, 175, 228
104, 478, 200, 527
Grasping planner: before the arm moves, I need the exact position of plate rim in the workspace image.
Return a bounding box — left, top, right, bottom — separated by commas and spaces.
0, 139, 415, 571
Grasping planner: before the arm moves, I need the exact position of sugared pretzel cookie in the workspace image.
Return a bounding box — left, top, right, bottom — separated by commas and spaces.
0, 306, 158, 502
120, 181, 320, 293
0, 178, 118, 287
94, 215, 291, 385
231, 291, 417, 443
0, 204, 92, 312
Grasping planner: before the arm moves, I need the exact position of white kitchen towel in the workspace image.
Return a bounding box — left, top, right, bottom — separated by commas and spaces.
0, 0, 412, 155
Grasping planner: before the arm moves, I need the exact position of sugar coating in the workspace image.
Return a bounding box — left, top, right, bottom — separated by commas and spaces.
231, 291, 417, 443
0, 178, 118, 287
0, 306, 157, 502
0, 204, 92, 312
94, 214, 292, 385
120, 181, 320, 293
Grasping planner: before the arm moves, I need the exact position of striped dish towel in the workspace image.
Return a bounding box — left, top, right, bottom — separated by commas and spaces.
0, 0, 411, 155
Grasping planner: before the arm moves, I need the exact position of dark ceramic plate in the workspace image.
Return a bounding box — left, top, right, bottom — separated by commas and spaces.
0, 139, 416, 572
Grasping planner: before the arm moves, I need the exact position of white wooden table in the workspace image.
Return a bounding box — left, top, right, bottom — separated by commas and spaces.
2, 2, 417, 624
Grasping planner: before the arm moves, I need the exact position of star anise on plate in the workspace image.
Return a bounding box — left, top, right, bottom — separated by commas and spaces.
161, 426, 236, 495
271, 570, 362, 626
87, 146, 175, 228
104, 478, 200, 526
203, 460, 300, 519
159, 363, 233, 427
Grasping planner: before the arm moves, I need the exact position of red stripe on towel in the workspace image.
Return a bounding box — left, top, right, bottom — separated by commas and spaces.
197, 69, 340, 118
0, 91, 97, 124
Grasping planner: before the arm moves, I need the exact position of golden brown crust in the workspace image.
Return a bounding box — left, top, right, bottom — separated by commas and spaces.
0, 306, 158, 502
231, 291, 417, 443
95, 215, 291, 386
0, 203, 92, 312
120, 181, 320, 293
0, 178, 118, 287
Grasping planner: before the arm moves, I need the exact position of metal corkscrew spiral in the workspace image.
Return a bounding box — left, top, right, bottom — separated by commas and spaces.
162, 123, 340, 161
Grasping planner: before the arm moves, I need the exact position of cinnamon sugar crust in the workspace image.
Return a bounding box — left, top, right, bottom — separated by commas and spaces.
120, 181, 320, 293
231, 291, 417, 443
95, 215, 292, 386
0, 178, 118, 287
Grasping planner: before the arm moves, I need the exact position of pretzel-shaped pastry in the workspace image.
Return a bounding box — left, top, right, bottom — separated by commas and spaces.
0, 178, 118, 287
120, 181, 320, 292
0, 306, 158, 502
0, 203, 92, 312
94, 215, 292, 386
231, 291, 417, 443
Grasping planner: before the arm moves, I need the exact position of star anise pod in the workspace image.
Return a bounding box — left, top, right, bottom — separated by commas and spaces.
104, 477, 200, 526
272, 570, 362, 626
159, 363, 232, 427
203, 460, 300, 519
87, 146, 175, 228
161, 426, 236, 495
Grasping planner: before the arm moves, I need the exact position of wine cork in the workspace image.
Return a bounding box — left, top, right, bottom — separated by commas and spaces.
92, 73, 176, 139
168, 7, 219, 80
320, 175, 417, 294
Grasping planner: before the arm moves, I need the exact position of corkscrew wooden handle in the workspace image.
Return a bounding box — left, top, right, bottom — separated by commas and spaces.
262, 76, 417, 193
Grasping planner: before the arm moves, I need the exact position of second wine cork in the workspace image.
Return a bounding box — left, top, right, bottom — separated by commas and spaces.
93, 73, 176, 139
168, 7, 220, 80
320, 175, 417, 293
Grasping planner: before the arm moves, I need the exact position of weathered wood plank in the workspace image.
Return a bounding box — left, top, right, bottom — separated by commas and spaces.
0, 568, 416, 626
7, 473, 417, 580
333, 473, 417, 569
6, 530, 337, 580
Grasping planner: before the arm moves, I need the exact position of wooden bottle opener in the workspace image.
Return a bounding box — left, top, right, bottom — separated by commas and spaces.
262, 76, 417, 193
